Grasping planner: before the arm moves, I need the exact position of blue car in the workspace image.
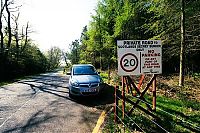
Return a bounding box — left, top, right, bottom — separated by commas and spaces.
67, 64, 104, 97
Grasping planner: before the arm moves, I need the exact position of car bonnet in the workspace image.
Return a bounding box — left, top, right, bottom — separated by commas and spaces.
72, 75, 100, 84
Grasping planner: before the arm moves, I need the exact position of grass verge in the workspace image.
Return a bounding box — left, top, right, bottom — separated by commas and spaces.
101, 74, 200, 133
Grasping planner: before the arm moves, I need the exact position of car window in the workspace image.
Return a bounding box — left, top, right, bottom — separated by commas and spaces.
73, 66, 97, 75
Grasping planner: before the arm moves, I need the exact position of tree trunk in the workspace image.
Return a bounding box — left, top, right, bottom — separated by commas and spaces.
14, 13, 20, 60
5, 0, 11, 49
0, 16, 3, 49
21, 22, 29, 52
179, 0, 185, 86
98, 13, 102, 71
0, 1, 5, 49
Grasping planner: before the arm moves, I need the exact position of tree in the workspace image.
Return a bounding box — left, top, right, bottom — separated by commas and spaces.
71, 0, 200, 76
0, 0, 49, 81
68, 40, 80, 65
179, 0, 185, 86
46, 46, 62, 70
21, 43, 48, 75
79, 26, 90, 64
0, 0, 5, 50
5, 0, 12, 51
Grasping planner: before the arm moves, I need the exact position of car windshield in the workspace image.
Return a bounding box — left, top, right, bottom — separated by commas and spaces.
73, 66, 97, 75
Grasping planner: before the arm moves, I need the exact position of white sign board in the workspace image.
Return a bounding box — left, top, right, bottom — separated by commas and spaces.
117, 40, 162, 76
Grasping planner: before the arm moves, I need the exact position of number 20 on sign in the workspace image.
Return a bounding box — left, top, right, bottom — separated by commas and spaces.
120, 53, 138, 72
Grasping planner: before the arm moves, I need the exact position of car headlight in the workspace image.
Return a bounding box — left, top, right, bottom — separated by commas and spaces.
71, 81, 79, 87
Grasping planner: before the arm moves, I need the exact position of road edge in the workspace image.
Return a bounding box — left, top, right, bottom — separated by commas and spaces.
92, 106, 113, 133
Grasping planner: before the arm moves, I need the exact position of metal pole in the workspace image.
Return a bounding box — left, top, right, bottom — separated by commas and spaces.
152, 75, 156, 111
122, 76, 125, 119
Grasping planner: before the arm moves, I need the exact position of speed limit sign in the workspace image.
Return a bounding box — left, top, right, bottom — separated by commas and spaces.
120, 53, 138, 72
117, 40, 162, 76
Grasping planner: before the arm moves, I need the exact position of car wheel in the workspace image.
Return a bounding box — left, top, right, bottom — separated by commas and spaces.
69, 90, 75, 99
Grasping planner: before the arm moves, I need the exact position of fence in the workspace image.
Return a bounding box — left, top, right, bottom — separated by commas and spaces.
113, 75, 200, 133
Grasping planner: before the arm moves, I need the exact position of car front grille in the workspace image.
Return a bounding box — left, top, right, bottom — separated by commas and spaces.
79, 83, 99, 88
79, 84, 89, 88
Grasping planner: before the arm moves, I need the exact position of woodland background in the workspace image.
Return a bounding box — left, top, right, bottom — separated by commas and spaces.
1, 0, 200, 83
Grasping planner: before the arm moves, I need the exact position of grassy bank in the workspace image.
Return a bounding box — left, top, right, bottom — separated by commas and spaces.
101, 73, 200, 132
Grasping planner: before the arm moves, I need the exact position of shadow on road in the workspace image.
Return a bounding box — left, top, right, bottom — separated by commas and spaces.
2, 109, 57, 133
74, 84, 115, 108
1, 73, 115, 133
17, 73, 115, 108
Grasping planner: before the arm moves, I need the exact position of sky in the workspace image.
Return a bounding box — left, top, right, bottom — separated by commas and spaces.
18, 0, 98, 52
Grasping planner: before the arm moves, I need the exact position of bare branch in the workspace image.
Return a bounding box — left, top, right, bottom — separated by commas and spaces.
21, 22, 29, 52
5, 0, 12, 49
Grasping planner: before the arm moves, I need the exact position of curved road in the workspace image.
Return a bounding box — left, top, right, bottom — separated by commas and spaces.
0, 71, 114, 133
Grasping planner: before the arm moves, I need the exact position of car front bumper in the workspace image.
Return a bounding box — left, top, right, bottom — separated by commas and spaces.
69, 85, 102, 96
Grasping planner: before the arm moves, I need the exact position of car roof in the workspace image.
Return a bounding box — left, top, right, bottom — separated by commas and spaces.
72, 64, 94, 67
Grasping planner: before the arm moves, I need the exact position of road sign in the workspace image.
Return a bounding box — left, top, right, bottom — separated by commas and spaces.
120, 53, 138, 72
117, 40, 162, 76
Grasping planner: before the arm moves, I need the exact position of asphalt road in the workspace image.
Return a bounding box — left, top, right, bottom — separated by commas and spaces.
0, 71, 114, 133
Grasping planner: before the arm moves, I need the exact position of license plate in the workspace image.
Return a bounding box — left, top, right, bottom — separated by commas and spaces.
90, 89, 96, 92
84, 89, 95, 92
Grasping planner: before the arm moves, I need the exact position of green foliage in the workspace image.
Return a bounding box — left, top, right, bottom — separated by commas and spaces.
68, 0, 200, 74
0, 1, 50, 82
103, 93, 200, 132
46, 46, 62, 71
192, 73, 200, 80
100, 72, 109, 83
67, 40, 80, 64
0, 43, 48, 81
22, 44, 48, 74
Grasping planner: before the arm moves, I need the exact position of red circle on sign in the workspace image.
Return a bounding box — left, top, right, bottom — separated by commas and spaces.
120, 53, 138, 72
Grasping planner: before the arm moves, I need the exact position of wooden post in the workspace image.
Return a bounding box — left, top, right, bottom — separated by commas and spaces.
137, 74, 145, 90
122, 76, 125, 119
114, 85, 119, 123
152, 75, 156, 111
125, 77, 129, 93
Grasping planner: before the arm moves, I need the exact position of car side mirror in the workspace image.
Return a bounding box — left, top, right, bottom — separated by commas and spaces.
67, 72, 71, 75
